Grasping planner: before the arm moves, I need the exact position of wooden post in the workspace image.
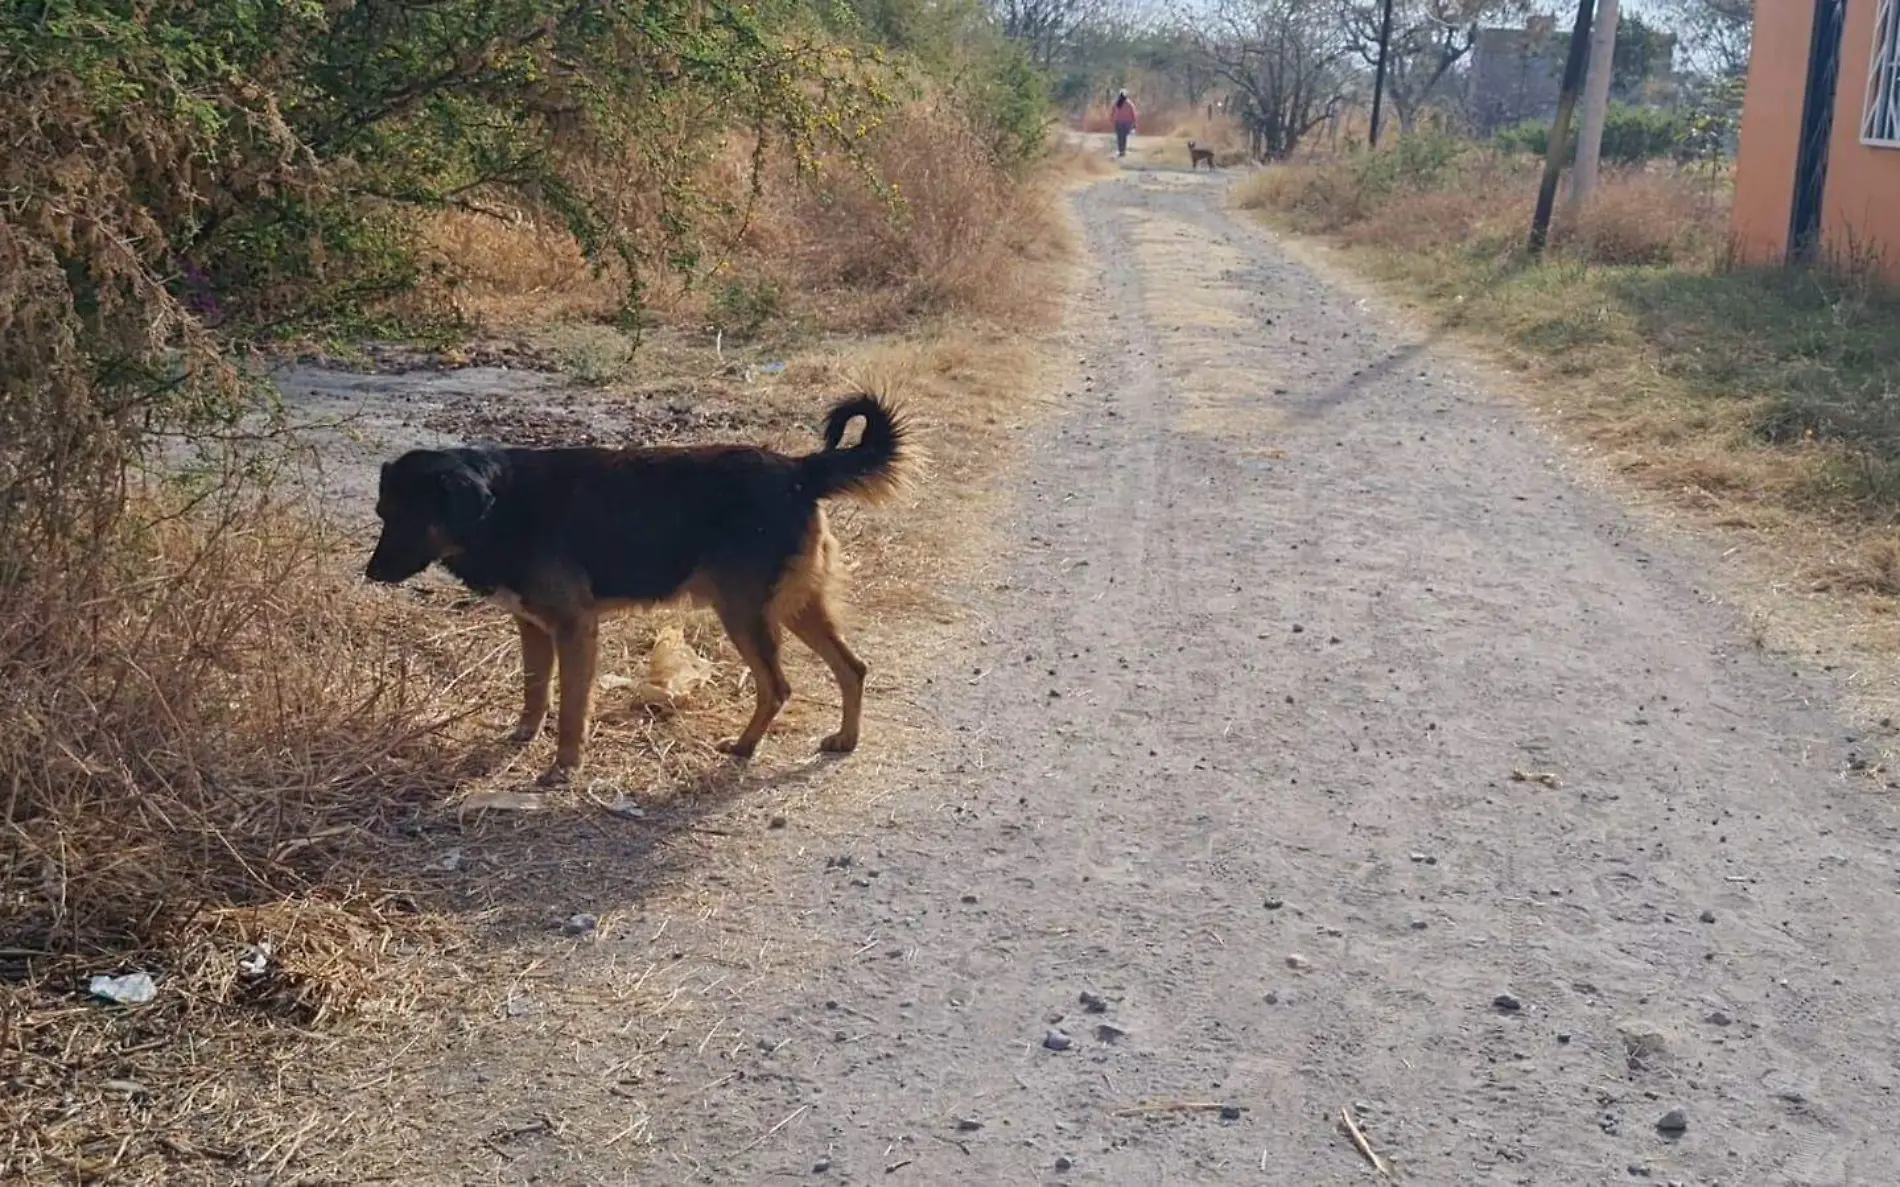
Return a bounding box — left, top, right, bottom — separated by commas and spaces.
1567, 0, 1621, 212
1528, 0, 1598, 256
1368, 0, 1398, 147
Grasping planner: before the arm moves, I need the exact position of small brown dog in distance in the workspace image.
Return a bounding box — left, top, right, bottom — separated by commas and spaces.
365, 394, 909, 782
1187, 141, 1216, 170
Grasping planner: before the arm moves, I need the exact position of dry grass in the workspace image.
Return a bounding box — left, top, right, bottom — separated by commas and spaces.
748, 105, 1071, 332
425, 213, 625, 327
433, 102, 1074, 341
3, 86, 1078, 1177
1567, 168, 1732, 267
2, 495, 496, 1180
1234, 144, 1728, 268
1048, 137, 1122, 183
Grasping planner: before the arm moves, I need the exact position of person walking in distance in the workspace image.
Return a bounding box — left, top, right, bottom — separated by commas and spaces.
1111, 89, 1137, 158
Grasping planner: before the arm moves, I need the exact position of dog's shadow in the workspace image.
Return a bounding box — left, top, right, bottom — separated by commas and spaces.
407, 735, 848, 943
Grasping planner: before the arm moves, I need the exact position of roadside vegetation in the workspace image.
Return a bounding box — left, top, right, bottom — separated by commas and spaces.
2, 0, 1079, 1178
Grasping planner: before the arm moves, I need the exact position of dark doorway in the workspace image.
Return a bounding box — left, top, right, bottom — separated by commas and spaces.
1789, 0, 1847, 262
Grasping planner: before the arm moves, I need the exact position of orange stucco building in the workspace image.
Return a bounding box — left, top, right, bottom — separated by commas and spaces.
1732, 0, 1900, 279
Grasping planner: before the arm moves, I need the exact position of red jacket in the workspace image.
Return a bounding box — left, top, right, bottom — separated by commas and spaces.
1112, 98, 1137, 129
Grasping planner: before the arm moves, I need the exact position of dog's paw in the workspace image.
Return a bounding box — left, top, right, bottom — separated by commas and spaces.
715, 739, 757, 762
536, 764, 575, 787
818, 732, 859, 755
509, 720, 545, 745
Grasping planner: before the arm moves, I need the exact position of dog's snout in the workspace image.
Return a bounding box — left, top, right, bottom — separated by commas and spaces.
364, 534, 415, 584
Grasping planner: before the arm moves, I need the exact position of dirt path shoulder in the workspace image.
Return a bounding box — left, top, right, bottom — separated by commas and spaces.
600, 165, 1900, 1187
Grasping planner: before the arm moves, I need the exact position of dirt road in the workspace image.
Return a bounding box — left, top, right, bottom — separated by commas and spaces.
450, 164, 1900, 1185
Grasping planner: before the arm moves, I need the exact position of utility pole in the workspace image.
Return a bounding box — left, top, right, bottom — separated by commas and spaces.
1368, 0, 1398, 147
1528, 0, 1598, 256
1567, 0, 1622, 212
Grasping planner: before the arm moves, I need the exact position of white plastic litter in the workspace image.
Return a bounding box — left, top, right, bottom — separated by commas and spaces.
88, 972, 157, 1005
238, 943, 273, 977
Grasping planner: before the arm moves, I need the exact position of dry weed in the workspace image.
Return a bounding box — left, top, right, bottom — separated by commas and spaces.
421, 105, 1072, 342
752, 103, 1072, 331
425, 212, 627, 326
1811, 537, 1900, 597
1562, 168, 1728, 268
0, 489, 499, 1180
1236, 148, 1729, 271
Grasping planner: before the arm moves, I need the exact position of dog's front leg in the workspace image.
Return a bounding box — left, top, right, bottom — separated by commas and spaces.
542, 616, 600, 782
511, 617, 554, 743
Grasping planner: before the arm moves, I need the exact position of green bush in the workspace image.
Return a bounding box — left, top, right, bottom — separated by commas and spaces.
713, 277, 789, 340
1349, 133, 1466, 201
1495, 104, 1688, 165
839, 0, 1050, 170
968, 43, 1053, 170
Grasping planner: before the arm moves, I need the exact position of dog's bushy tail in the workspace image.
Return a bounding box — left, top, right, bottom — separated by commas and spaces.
802, 392, 910, 505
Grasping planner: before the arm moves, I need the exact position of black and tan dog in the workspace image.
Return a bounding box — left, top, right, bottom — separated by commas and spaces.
365, 394, 909, 781
1187, 140, 1216, 171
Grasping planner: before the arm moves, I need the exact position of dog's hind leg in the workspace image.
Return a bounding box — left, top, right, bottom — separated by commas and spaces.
511, 617, 555, 743
787, 598, 867, 753
714, 602, 790, 761
546, 615, 600, 779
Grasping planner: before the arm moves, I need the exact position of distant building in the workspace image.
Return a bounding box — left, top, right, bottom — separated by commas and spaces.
1468, 18, 1564, 134
1466, 18, 1678, 133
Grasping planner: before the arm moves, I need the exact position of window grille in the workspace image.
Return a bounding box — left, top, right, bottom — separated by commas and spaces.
1865, 0, 1900, 145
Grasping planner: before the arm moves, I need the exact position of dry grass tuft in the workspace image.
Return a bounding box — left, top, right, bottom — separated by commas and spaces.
0, 490, 498, 1181
1, 503, 474, 972
1812, 538, 1900, 597
1234, 146, 1728, 270
749, 103, 1073, 332
431, 103, 1074, 340
1563, 168, 1729, 268
1045, 137, 1121, 184
425, 213, 627, 326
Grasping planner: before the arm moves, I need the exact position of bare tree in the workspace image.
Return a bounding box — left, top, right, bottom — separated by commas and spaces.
1144, 31, 1223, 109
1192, 0, 1353, 159
1336, 0, 1525, 132
1666, 0, 1751, 78
995, 0, 1110, 67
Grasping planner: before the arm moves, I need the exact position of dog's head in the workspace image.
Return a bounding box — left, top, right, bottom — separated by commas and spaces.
364, 449, 497, 584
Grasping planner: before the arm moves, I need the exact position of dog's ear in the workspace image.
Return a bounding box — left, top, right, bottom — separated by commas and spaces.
436, 463, 495, 538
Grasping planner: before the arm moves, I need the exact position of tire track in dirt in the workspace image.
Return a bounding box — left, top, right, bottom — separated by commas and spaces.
619, 166, 1900, 1186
